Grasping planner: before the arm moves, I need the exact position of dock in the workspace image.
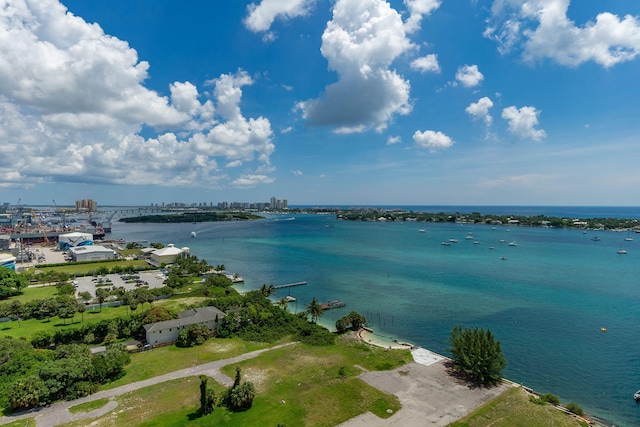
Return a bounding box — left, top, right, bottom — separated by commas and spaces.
273, 281, 307, 289
321, 299, 346, 310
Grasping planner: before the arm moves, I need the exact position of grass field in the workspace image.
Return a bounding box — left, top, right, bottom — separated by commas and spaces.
103, 337, 279, 389
68, 398, 110, 414
10, 283, 61, 303
449, 387, 587, 427
0, 304, 131, 340
36, 260, 149, 275
65, 336, 410, 427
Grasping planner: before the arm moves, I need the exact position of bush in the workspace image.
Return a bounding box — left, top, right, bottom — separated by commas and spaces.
565, 401, 584, 416
176, 324, 211, 347
541, 393, 560, 405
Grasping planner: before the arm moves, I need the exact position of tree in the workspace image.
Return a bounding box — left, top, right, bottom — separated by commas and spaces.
9, 300, 23, 327
276, 297, 289, 312
57, 296, 78, 325
259, 284, 275, 297
95, 288, 109, 312
76, 303, 86, 322
336, 311, 367, 332
78, 291, 92, 304
0, 267, 28, 299
448, 325, 506, 386
221, 367, 255, 411
176, 324, 211, 347
305, 297, 323, 324
199, 375, 216, 415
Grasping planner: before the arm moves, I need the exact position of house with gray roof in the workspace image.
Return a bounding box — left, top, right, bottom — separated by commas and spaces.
143, 306, 225, 346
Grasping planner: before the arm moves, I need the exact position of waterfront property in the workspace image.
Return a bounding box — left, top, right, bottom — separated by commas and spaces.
149, 244, 188, 265
143, 306, 225, 346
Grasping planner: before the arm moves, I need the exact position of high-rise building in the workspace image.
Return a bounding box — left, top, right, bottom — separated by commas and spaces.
75, 199, 97, 212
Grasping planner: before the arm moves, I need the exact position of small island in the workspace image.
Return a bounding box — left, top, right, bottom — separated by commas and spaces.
119, 211, 262, 223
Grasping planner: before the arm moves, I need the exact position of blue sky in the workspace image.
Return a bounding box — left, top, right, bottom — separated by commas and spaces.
1, 0, 640, 207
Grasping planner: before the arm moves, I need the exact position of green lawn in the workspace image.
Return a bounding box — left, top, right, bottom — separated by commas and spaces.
103, 337, 278, 389
65, 337, 409, 427
36, 260, 149, 275
10, 283, 61, 303
448, 387, 587, 427
69, 398, 110, 414
0, 304, 132, 340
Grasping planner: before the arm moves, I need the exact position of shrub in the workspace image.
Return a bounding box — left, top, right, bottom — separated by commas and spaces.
541, 393, 560, 405
565, 402, 584, 416
176, 324, 211, 347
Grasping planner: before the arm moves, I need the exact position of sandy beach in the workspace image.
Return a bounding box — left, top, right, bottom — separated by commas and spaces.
357, 328, 414, 350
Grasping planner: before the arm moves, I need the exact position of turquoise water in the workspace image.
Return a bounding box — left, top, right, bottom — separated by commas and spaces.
111, 212, 640, 426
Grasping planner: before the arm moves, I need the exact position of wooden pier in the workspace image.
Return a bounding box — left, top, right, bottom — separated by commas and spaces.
273, 281, 307, 289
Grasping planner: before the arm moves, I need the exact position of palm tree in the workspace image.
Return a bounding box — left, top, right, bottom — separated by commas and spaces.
259, 284, 275, 297
276, 297, 289, 312
305, 297, 323, 324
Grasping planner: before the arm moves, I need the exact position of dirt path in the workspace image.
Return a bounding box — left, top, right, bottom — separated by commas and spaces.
0, 342, 296, 427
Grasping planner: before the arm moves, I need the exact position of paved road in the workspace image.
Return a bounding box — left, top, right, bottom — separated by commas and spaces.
0, 343, 297, 427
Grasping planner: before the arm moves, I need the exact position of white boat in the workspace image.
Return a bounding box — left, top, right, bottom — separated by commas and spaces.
591, 237, 601, 241
624, 237, 633, 241
634, 390, 640, 401
617, 249, 627, 255
508, 241, 517, 246
418, 229, 426, 233
190, 231, 196, 237
448, 238, 458, 243
441, 241, 451, 246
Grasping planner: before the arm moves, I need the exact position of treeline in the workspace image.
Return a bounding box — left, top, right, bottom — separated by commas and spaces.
119, 212, 262, 223
0, 284, 174, 328
337, 209, 640, 230
0, 338, 130, 411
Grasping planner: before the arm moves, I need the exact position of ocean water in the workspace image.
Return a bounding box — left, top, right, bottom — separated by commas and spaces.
110, 208, 640, 426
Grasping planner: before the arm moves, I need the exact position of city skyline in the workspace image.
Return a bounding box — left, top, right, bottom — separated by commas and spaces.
1, 1, 640, 206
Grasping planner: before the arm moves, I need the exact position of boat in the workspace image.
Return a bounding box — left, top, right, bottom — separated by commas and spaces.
448, 238, 458, 243
500, 256, 507, 260
508, 241, 517, 246
465, 235, 474, 240
441, 241, 451, 246
591, 237, 601, 241
418, 229, 426, 233
190, 231, 196, 237
285, 295, 296, 302
625, 237, 634, 241
634, 390, 640, 401
617, 249, 627, 255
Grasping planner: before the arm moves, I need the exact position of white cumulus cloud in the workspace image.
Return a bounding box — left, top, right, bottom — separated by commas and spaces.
404, 0, 441, 33
466, 97, 494, 125
0, 1, 275, 191
413, 130, 454, 151
387, 135, 402, 145
244, 0, 316, 34
411, 54, 441, 73
501, 105, 546, 141
486, 0, 640, 68
297, 0, 414, 133
455, 64, 484, 87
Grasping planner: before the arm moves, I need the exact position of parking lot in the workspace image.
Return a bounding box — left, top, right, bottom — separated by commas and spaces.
74, 271, 167, 297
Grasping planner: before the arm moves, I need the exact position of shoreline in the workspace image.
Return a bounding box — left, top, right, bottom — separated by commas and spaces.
357, 328, 415, 350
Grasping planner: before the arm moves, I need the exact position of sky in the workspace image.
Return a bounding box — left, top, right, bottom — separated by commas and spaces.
1, 0, 640, 207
